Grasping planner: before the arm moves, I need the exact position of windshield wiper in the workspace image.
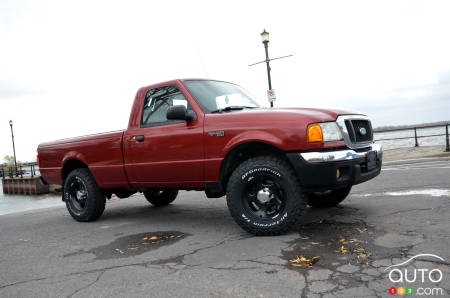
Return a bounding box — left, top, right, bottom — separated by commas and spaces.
210, 106, 258, 114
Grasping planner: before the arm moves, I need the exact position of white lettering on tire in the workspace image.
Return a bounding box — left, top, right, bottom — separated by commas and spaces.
241, 167, 282, 181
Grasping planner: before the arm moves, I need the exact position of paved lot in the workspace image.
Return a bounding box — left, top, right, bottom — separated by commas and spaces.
0, 157, 449, 297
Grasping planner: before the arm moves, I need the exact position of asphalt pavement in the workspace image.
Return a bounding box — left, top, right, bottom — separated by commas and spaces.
0, 157, 449, 298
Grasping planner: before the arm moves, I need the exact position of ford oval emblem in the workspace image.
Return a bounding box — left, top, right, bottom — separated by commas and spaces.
359, 127, 367, 135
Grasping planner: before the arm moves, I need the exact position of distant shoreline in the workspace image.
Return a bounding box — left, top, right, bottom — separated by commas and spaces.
373, 120, 450, 132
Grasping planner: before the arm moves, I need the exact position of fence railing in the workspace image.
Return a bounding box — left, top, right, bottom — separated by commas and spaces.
374, 124, 450, 151
0, 163, 39, 179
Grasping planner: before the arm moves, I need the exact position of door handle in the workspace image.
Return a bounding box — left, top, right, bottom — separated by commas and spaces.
135, 135, 145, 142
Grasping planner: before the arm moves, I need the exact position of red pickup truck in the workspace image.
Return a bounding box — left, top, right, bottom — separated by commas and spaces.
37, 79, 382, 235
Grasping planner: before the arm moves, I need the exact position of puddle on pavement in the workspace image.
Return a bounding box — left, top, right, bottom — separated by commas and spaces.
282, 220, 403, 270
65, 231, 190, 260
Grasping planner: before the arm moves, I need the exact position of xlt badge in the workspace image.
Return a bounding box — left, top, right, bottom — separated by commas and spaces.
208, 131, 225, 137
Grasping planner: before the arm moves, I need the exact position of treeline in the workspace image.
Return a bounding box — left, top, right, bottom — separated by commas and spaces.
373, 120, 450, 132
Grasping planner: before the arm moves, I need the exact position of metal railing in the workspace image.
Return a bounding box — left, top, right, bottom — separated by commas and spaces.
1, 163, 39, 179
374, 124, 450, 152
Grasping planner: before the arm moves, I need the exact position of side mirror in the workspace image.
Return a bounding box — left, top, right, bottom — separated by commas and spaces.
166, 105, 196, 122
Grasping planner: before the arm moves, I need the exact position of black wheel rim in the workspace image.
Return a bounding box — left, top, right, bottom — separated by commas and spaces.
242, 173, 286, 220
66, 177, 88, 216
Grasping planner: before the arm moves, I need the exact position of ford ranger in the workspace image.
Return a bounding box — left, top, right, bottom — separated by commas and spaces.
37, 79, 382, 235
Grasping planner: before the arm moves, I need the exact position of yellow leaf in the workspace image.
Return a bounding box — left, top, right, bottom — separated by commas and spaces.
289, 255, 319, 267
142, 237, 148, 240
339, 246, 349, 253
149, 236, 159, 240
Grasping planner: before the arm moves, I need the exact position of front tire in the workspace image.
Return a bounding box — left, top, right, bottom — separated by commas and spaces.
226, 156, 306, 236
143, 189, 178, 206
63, 168, 106, 222
305, 186, 352, 208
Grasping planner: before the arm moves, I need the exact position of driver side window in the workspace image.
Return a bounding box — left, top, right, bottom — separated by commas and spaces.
141, 86, 191, 127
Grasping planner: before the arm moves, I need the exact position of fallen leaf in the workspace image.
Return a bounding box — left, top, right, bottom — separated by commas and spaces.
338, 246, 349, 254
23, 240, 29, 243
115, 249, 124, 254
128, 247, 139, 250
356, 228, 366, 234
309, 242, 320, 245
149, 236, 159, 240
289, 255, 320, 267
300, 235, 311, 240
142, 237, 148, 240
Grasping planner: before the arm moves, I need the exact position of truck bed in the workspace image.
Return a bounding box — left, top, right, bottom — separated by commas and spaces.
37, 130, 129, 188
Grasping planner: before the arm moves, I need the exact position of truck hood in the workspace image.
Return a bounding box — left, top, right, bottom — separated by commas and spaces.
212, 107, 363, 122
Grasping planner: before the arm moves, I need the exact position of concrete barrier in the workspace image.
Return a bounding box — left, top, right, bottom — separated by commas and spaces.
2, 177, 49, 195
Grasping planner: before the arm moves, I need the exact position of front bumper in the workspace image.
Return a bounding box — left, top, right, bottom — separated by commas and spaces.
286, 144, 382, 191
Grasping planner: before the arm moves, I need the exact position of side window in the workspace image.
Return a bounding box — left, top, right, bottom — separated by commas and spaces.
141, 86, 192, 127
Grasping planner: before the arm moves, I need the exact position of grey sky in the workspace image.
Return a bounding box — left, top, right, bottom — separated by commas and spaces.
1, 0, 450, 161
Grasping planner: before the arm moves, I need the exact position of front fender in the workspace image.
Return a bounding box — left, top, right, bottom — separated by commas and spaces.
222, 131, 284, 157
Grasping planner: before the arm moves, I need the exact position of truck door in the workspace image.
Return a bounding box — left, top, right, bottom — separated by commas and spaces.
123, 84, 204, 187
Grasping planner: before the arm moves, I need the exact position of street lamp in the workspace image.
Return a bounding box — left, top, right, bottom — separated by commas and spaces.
9, 120, 18, 172
249, 30, 293, 108
261, 30, 273, 107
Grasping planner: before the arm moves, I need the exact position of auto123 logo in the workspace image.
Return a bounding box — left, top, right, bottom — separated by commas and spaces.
384, 254, 446, 296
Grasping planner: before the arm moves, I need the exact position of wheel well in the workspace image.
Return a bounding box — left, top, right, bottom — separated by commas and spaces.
62, 159, 88, 183
220, 142, 286, 189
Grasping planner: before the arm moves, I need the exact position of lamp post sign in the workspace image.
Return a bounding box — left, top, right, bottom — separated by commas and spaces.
267, 89, 276, 102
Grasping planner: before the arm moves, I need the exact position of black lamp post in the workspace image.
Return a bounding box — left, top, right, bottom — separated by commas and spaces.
9, 120, 18, 171
261, 29, 273, 108
249, 30, 293, 107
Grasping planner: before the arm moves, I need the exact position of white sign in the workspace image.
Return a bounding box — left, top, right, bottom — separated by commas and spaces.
267, 89, 276, 102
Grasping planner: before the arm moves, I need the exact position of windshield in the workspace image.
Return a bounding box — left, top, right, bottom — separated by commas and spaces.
183, 80, 261, 113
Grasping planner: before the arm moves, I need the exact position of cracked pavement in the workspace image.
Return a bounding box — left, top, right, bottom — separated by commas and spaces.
0, 157, 449, 297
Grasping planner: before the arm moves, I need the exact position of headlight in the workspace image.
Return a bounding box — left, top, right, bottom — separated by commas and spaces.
307, 122, 343, 143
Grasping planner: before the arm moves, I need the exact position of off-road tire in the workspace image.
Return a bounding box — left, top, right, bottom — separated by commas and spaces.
226, 156, 306, 236
63, 168, 106, 222
143, 189, 178, 206
305, 186, 352, 208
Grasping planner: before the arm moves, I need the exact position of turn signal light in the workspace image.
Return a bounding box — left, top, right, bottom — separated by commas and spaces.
307, 124, 324, 143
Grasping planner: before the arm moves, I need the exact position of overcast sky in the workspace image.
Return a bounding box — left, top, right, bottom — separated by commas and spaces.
1, 0, 450, 162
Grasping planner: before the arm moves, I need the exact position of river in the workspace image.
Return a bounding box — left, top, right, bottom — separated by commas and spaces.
374, 126, 447, 150
0, 181, 63, 216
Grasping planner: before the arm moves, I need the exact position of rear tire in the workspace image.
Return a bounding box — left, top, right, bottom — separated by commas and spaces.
226, 155, 306, 236
306, 186, 352, 208
143, 189, 178, 206
63, 168, 106, 222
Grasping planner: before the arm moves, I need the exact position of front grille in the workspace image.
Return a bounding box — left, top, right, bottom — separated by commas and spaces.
344, 119, 373, 143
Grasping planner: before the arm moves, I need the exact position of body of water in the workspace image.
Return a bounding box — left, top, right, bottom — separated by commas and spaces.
0, 181, 63, 216
374, 126, 447, 150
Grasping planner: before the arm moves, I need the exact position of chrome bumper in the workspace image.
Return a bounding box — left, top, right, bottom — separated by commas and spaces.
300, 144, 382, 163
